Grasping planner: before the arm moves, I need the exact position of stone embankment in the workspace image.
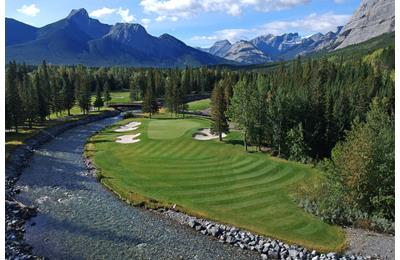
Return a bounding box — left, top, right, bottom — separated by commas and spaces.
5, 111, 119, 259
158, 209, 377, 260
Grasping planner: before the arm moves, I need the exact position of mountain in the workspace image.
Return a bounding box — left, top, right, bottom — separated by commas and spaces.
5, 18, 38, 46
200, 40, 271, 64
222, 41, 271, 65
199, 40, 232, 57
250, 30, 342, 60
202, 0, 395, 63
334, 0, 395, 49
5, 8, 229, 67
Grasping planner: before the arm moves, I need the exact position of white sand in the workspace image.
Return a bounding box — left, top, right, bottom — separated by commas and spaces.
114, 122, 141, 132
116, 133, 141, 144
193, 128, 227, 141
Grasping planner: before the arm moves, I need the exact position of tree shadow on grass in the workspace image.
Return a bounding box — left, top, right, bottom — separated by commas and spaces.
224, 139, 244, 146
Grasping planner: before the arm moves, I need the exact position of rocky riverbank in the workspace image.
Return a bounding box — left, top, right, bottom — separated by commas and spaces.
5, 111, 119, 260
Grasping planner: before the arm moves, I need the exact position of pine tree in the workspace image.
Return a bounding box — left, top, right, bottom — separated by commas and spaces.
210, 82, 229, 141
6, 61, 24, 132
20, 74, 38, 129
103, 81, 112, 105
61, 69, 75, 116
142, 88, 158, 118
75, 67, 91, 114
94, 81, 104, 110
227, 79, 256, 151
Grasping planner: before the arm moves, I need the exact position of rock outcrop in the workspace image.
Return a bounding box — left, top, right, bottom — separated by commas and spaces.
335, 0, 395, 49
222, 40, 272, 65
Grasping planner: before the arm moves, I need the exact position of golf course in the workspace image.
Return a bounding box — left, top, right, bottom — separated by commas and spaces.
86, 115, 345, 252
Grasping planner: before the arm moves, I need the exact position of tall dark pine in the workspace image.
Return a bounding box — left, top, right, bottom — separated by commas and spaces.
94, 81, 104, 110
210, 82, 229, 141
5, 61, 24, 132
103, 81, 112, 105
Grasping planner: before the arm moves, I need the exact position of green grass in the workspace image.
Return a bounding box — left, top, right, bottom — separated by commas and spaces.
87, 116, 345, 252
148, 119, 201, 139
187, 98, 211, 111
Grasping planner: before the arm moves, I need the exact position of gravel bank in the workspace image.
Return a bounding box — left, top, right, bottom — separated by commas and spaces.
345, 228, 394, 259
5, 111, 119, 259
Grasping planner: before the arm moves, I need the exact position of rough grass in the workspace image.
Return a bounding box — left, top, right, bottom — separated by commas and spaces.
87, 116, 346, 252
187, 98, 211, 111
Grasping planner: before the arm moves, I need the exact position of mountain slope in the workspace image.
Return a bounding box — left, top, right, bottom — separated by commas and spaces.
335, 0, 395, 49
223, 41, 271, 65
5, 18, 38, 46
5, 8, 229, 67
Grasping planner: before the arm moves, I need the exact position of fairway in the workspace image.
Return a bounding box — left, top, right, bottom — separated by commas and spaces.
87, 116, 345, 251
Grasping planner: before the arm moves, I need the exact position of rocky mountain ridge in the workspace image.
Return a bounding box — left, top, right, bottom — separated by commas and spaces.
5, 8, 228, 67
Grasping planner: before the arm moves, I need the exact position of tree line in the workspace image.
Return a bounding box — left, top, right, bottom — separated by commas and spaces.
5, 62, 226, 131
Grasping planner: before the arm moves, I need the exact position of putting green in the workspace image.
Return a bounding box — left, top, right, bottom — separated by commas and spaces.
148, 119, 201, 139
87, 116, 345, 252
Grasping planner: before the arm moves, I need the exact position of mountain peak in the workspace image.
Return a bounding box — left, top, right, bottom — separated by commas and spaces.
67, 8, 89, 19
113, 23, 147, 34
215, 39, 231, 45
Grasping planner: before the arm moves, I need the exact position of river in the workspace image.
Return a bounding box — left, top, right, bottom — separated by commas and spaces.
15, 115, 258, 259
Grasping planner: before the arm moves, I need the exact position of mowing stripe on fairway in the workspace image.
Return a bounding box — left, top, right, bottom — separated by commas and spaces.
88, 116, 346, 252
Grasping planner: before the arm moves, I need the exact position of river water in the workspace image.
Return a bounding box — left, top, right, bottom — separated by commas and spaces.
15, 115, 258, 259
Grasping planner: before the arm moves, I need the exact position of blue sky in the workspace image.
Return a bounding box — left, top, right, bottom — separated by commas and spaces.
6, 0, 360, 47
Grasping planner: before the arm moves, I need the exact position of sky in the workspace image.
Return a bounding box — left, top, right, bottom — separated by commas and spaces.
5, 0, 361, 47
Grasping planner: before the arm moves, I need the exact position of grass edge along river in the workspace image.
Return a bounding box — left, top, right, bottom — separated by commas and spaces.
86, 115, 346, 252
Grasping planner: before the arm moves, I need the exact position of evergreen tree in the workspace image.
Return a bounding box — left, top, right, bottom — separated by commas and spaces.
227, 79, 256, 151
94, 81, 104, 110
75, 67, 91, 114
61, 69, 75, 116
5, 62, 24, 132
103, 81, 112, 105
210, 82, 229, 141
20, 74, 38, 128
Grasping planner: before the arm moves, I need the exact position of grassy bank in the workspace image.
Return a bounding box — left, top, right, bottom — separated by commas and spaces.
86, 115, 345, 252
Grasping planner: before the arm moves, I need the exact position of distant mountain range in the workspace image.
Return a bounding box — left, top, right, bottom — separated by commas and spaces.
199, 29, 342, 64
5, 0, 395, 67
199, 0, 395, 64
5, 9, 229, 67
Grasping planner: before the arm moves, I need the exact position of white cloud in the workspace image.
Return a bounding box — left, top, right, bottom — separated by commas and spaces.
140, 0, 309, 21
260, 12, 350, 35
155, 15, 178, 22
89, 7, 116, 18
89, 7, 136, 23
141, 18, 151, 28
189, 12, 350, 47
117, 8, 136, 23
17, 4, 40, 17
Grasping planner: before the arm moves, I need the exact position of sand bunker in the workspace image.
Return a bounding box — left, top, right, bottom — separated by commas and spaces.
193, 128, 227, 141
116, 133, 141, 144
114, 122, 141, 132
